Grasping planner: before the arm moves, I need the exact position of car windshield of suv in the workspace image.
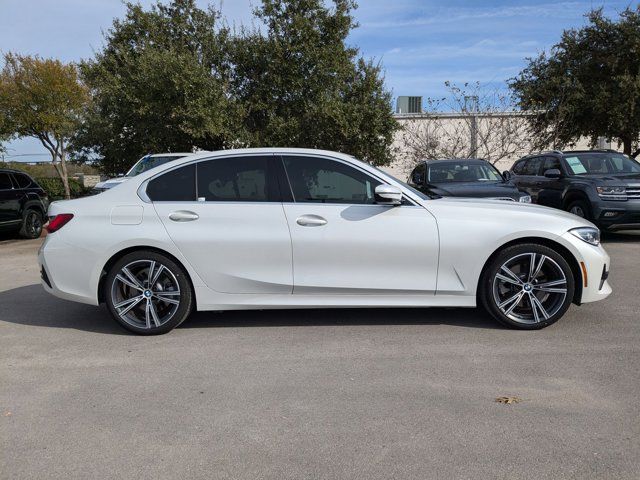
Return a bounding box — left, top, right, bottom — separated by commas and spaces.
564, 153, 640, 176
428, 162, 502, 183
126, 155, 187, 177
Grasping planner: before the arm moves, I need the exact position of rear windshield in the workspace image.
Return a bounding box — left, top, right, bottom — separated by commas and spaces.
126, 155, 188, 177
564, 153, 640, 175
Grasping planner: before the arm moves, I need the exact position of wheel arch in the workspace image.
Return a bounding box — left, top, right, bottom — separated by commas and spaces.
97, 246, 196, 304
477, 236, 583, 305
562, 188, 591, 210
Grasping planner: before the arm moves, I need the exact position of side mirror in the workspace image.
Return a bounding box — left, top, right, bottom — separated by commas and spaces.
375, 184, 403, 205
502, 170, 512, 181
411, 172, 424, 185
544, 169, 562, 179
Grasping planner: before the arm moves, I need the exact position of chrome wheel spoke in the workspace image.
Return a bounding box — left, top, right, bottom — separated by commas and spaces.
501, 291, 525, 316
529, 254, 547, 282
495, 273, 521, 286
115, 295, 144, 316
154, 293, 180, 305
115, 273, 143, 291
149, 300, 161, 327
144, 300, 153, 329
147, 261, 157, 286
500, 266, 523, 285
150, 264, 165, 286
529, 293, 550, 322
122, 267, 144, 290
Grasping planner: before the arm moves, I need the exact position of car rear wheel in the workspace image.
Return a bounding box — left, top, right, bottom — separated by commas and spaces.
480, 244, 575, 329
19, 209, 43, 239
104, 251, 193, 335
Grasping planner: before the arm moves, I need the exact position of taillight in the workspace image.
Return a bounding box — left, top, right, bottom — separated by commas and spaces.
46, 213, 74, 233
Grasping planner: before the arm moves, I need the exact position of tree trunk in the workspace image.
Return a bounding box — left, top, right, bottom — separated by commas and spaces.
59, 146, 71, 200
622, 136, 632, 155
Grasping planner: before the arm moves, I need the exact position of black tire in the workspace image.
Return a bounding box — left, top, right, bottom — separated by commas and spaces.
566, 199, 592, 220
19, 209, 43, 239
479, 243, 575, 330
104, 250, 194, 335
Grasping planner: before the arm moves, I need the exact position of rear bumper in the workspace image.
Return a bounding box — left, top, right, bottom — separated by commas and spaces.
38, 234, 100, 306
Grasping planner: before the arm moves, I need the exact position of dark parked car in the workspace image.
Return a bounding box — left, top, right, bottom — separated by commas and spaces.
507, 150, 640, 231
0, 169, 49, 239
407, 158, 531, 202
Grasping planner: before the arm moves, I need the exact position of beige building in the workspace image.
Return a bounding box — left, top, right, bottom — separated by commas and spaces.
381, 111, 609, 181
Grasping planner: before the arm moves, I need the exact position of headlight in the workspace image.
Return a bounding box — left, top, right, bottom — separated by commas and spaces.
518, 194, 532, 203
596, 186, 627, 201
569, 227, 600, 246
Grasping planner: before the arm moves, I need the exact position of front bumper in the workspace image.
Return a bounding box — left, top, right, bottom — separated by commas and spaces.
592, 199, 640, 231
561, 231, 612, 304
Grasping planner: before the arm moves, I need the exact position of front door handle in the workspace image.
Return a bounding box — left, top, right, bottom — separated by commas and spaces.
296, 214, 327, 227
169, 210, 199, 222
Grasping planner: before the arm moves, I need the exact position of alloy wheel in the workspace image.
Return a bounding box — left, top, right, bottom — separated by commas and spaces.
492, 253, 568, 324
110, 259, 181, 330
570, 205, 585, 218
27, 211, 42, 237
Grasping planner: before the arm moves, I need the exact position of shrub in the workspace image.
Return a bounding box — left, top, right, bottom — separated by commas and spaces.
35, 177, 87, 200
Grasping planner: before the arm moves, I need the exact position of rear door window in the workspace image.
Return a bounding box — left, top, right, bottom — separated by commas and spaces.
11, 172, 33, 188
0, 173, 13, 190
146, 164, 196, 201
196, 156, 278, 202
522, 158, 543, 176
542, 157, 562, 173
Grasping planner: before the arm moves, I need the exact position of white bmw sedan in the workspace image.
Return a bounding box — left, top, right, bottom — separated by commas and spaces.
39, 148, 611, 334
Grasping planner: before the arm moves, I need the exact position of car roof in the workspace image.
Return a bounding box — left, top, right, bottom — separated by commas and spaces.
146, 152, 193, 158
422, 158, 489, 165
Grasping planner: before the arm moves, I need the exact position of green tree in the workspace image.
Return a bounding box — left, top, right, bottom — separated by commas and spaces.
232, 0, 397, 165
510, 7, 640, 156
0, 54, 88, 199
77, 0, 243, 174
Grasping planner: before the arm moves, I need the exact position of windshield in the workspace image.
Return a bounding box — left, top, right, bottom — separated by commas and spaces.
126, 155, 188, 177
564, 153, 640, 176
428, 162, 502, 183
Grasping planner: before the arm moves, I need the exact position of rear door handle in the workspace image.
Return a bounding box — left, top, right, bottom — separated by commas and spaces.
296, 214, 327, 227
169, 210, 199, 222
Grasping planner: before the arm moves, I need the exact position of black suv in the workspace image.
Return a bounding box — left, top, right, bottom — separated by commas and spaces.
0, 169, 49, 239
508, 150, 640, 231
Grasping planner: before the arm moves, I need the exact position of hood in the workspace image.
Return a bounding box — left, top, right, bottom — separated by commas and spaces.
421, 196, 595, 229
430, 181, 521, 199
578, 173, 640, 185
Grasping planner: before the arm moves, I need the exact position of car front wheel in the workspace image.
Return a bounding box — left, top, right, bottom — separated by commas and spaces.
480, 244, 575, 329
19, 209, 43, 239
104, 251, 194, 335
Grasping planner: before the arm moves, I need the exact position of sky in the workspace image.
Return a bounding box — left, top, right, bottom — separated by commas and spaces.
0, 0, 636, 161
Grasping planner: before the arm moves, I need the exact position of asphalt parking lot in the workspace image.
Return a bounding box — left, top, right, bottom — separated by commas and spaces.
1, 233, 639, 479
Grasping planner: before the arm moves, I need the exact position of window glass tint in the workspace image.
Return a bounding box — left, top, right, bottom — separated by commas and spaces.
146, 164, 195, 201
410, 163, 426, 185
542, 157, 562, 172
0, 173, 13, 190
522, 158, 542, 176
12, 172, 33, 188
197, 156, 272, 202
282, 156, 381, 204
564, 153, 640, 175
428, 162, 502, 183
512, 161, 525, 175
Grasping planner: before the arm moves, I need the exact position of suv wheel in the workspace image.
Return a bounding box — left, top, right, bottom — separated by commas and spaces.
19, 209, 43, 239
104, 251, 194, 335
567, 199, 591, 220
479, 244, 575, 329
